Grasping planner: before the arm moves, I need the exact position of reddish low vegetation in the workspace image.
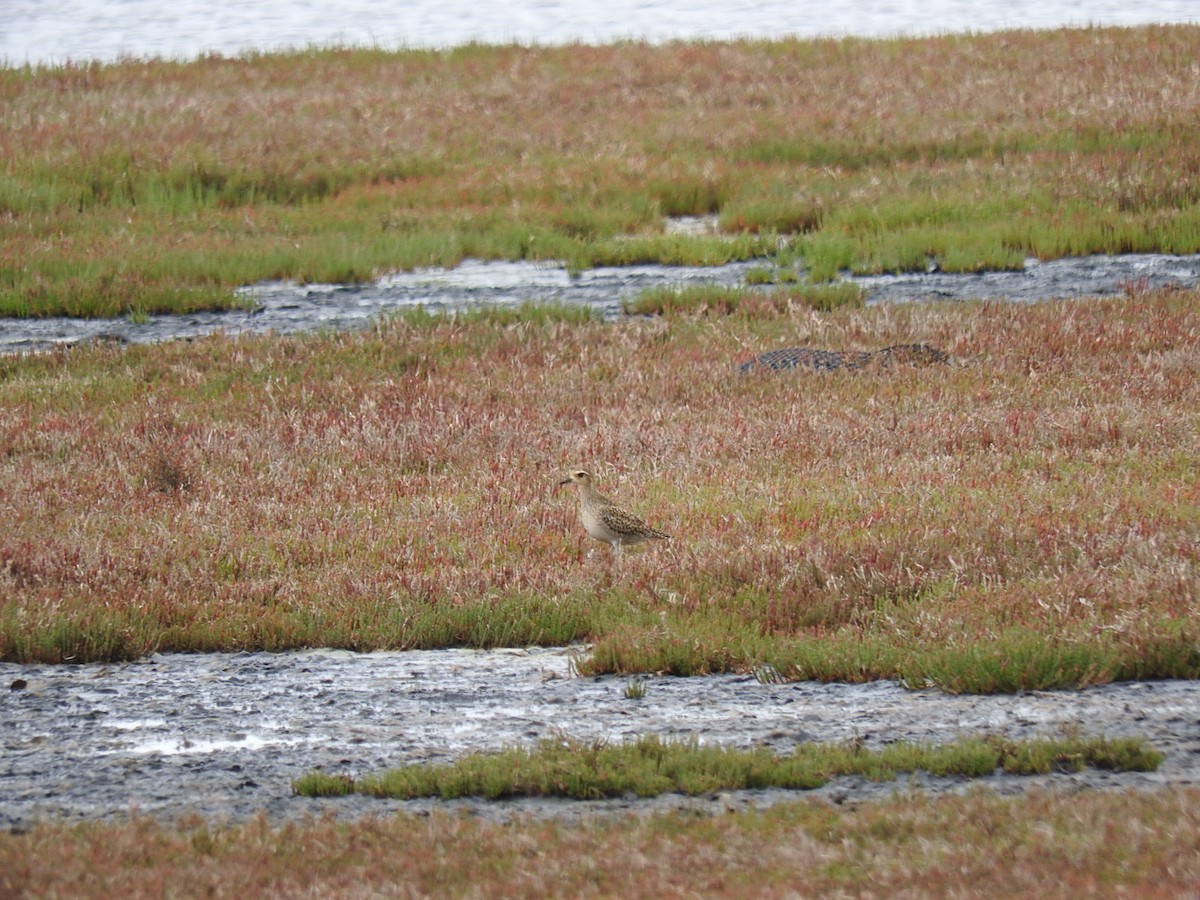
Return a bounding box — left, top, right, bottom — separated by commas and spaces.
2, 788, 1197, 896
1, 287, 1196, 690
4, 26, 1200, 314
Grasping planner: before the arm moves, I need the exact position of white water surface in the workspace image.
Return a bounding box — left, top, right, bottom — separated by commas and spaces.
4, 1, 1198, 66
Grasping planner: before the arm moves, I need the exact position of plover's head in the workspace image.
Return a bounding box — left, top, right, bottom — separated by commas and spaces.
559, 469, 594, 488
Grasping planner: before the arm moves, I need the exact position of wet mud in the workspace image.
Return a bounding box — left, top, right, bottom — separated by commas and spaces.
3, 648, 1198, 828
3, 253, 1199, 354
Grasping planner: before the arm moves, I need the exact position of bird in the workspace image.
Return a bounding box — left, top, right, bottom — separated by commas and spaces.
558, 469, 671, 556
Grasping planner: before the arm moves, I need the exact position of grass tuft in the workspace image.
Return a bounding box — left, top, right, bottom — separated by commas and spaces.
293, 733, 1162, 801
623, 282, 864, 316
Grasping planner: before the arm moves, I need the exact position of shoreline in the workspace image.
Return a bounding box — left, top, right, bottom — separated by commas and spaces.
3, 252, 1197, 354
3, 648, 1196, 829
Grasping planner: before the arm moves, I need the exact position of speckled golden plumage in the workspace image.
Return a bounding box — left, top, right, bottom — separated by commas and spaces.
559, 469, 671, 551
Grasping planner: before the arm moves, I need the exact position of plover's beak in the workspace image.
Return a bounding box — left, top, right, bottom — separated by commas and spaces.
558, 477, 572, 486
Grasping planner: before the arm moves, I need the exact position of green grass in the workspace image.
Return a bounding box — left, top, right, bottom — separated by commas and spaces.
580, 620, 1200, 693
292, 733, 1163, 801
5, 26, 1200, 316
0, 591, 599, 661
392, 300, 601, 328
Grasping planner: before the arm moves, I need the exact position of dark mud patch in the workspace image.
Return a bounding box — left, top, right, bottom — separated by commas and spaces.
3, 254, 1199, 354
3, 648, 1198, 828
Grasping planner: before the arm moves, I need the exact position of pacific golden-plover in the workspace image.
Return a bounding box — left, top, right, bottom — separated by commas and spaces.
559, 469, 671, 555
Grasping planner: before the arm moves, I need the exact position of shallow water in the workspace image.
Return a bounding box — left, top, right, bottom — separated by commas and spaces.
2, 648, 1198, 827
3, 253, 1199, 354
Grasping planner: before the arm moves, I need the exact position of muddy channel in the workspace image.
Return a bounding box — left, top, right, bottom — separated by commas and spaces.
3, 251, 1200, 353
3, 648, 1199, 829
